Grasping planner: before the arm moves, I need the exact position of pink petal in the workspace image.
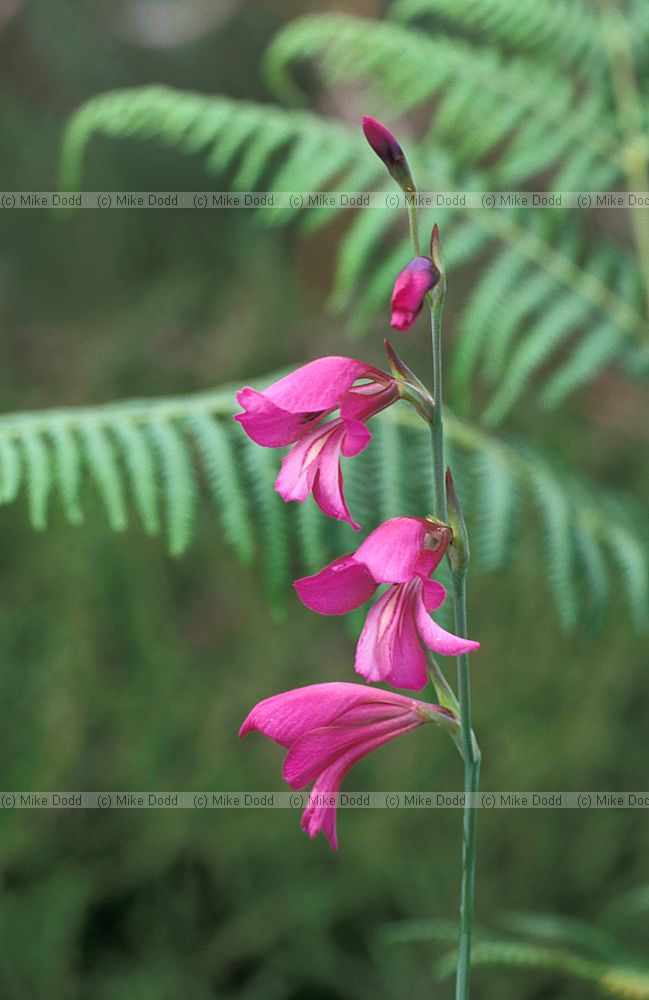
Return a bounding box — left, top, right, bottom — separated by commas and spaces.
274, 423, 333, 504
301, 761, 345, 849
355, 584, 429, 690
235, 358, 383, 447
420, 578, 446, 611
311, 426, 360, 528
390, 257, 438, 334
275, 419, 363, 528
239, 683, 416, 747
294, 555, 377, 615
390, 308, 416, 333
274, 419, 342, 502
240, 682, 376, 746
299, 715, 422, 849
354, 517, 429, 583
234, 387, 315, 448
264, 357, 377, 412
415, 588, 480, 657
283, 715, 417, 788
413, 547, 446, 578
339, 380, 398, 425
340, 418, 372, 458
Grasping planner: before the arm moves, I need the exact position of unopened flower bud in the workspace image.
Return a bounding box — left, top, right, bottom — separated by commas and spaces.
362, 116, 416, 193
390, 256, 440, 332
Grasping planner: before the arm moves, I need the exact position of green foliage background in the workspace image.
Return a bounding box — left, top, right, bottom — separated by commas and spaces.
0, 1, 648, 998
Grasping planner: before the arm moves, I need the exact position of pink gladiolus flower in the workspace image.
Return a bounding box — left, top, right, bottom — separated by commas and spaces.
235, 357, 399, 529
362, 115, 415, 193
240, 682, 457, 848
391, 257, 439, 333
295, 517, 479, 690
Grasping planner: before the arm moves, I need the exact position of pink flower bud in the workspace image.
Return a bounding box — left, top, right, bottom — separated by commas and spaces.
390, 256, 440, 333
362, 116, 415, 193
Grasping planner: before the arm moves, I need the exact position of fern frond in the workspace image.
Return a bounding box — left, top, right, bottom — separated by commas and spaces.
446, 413, 647, 630
346, 242, 413, 338
452, 217, 644, 419
498, 910, 620, 961
603, 883, 649, 924
390, 0, 601, 70
21, 432, 53, 531
111, 420, 160, 537
436, 921, 649, 998
470, 450, 519, 571
573, 517, 610, 627
384, 908, 649, 997
540, 321, 625, 408
147, 419, 197, 557
78, 421, 128, 532
450, 244, 529, 409
59, 75, 646, 410
0, 438, 22, 504
184, 412, 254, 565
49, 423, 83, 526
436, 938, 605, 986
520, 450, 579, 630
372, 415, 406, 522
295, 496, 328, 575
241, 435, 290, 614
0, 377, 644, 631
380, 917, 465, 946
59, 86, 363, 203
265, 16, 616, 176
330, 206, 403, 315
606, 522, 649, 633
482, 294, 590, 426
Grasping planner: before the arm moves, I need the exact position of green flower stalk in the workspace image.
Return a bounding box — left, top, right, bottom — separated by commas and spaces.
239, 116, 482, 1000
380, 126, 482, 1000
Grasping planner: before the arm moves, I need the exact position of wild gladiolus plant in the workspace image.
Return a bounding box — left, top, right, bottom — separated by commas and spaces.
237, 118, 482, 1000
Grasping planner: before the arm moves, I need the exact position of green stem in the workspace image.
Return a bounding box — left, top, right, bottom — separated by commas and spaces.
430, 290, 446, 521
405, 194, 480, 994
407, 200, 421, 257
427, 279, 479, 1000
427, 655, 463, 759
451, 570, 481, 1000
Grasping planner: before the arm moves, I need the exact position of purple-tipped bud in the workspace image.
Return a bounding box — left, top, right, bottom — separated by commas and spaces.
362, 116, 415, 193
390, 256, 440, 333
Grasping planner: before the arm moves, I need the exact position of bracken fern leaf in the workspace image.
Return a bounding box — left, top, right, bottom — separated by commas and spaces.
147, 419, 196, 556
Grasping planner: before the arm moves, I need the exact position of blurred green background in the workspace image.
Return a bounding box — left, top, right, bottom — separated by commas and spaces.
0, 1, 648, 998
